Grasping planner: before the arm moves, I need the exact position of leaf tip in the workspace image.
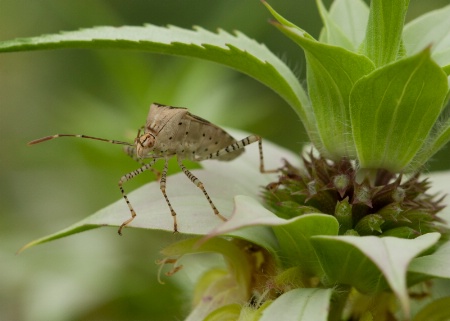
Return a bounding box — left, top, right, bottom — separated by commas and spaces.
16, 241, 37, 255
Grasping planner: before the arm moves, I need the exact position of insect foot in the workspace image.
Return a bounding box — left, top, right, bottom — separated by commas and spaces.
28, 103, 276, 235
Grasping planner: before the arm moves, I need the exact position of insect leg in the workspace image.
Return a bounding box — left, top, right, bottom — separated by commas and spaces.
117, 158, 157, 235
123, 145, 161, 180
257, 137, 278, 173
160, 158, 179, 232
177, 158, 227, 222
199, 135, 278, 173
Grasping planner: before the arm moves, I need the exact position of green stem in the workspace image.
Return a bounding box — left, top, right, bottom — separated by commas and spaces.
328, 284, 351, 321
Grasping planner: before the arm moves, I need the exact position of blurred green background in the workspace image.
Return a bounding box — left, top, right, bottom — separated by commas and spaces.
1, 1, 449, 320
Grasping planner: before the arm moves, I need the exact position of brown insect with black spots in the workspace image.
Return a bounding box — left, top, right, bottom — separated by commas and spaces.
29, 103, 275, 234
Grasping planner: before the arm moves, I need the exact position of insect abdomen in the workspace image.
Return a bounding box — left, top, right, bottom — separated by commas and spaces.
168, 116, 243, 161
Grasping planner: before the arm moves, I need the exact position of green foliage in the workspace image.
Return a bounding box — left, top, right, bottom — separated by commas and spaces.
2, 0, 450, 320
1, 1, 449, 171
350, 49, 447, 171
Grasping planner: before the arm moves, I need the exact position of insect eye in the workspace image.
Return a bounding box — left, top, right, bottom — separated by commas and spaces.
139, 133, 155, 148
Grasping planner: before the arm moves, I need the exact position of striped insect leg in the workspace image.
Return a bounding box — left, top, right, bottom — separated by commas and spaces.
200, 135, 278, 173
257, 138, 278, 173
177, 158, 227, 222
160, 158, 179, 232
117, 158, 157, 235
123, 145, 161, 180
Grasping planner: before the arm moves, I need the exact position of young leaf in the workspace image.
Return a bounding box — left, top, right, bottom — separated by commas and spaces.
265, 2, 377, 158
318, 0, 369, 50
403, 4, 450, 58
259, 288, 333, 321
303, 44, 374, 159
311, 233, 441, 316
350, 49, 448, 172
272, 24, 375, 158
362, 0, 409, 67
271, 215, 339, 273
316, 0, 358, 51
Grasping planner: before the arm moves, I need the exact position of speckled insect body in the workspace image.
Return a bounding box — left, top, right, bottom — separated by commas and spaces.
135, 103, 244, 161
29, 103, 273, 234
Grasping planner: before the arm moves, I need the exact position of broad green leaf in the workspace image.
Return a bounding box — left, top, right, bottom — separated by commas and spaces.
265, 2, 375, 158
271, 26, 374, 158
272, 215, 338, 273
259, 288, 333, 321
303, 44, 374, 159
403, 4, 450, 59
206, 195, 339, 273
318, 0, 369, 49
0, 24, 313, 135
311, 233, 441, 316
350, 49, 448, 172
412, 297, 450, 321
19, 130, 299, 252
409, 240, 450, 279
208, 196, 337, 237
362, 0, 409, 67
311, 236, 390, 293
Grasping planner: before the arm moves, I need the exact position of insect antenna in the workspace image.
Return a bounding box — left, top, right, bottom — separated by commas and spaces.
28, 134, 133, 146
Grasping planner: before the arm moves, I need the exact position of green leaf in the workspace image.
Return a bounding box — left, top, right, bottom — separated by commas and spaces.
409, 240, 450, 279
162, 234, 274, 321
206, 192, 340, 275
350, 49, 448, 172
433, 47, 450, 75
161, 236, 252, 296
207, 196, 339, 268
311, 233, 441, 316
304, 42, 374, 159
203, 304, 241, 321
19, 130, 298, 252
316, 0, 366, 51
403, 3, 450, 75
318, 0, 369, 50
259, 288, 333, 321
412, 118, 450, 170
0, 24, 312, 135
266, 4, 375, 159
362, 0, 409, 67
312, 237, 390, 293
262, 1, 304, 31
403, 4, 450, 60
271, 215, 339, 273
316, 0, 354, 51
412, 296, 450, 321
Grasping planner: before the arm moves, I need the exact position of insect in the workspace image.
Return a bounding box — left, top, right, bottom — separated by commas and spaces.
29, 103, 275, 235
